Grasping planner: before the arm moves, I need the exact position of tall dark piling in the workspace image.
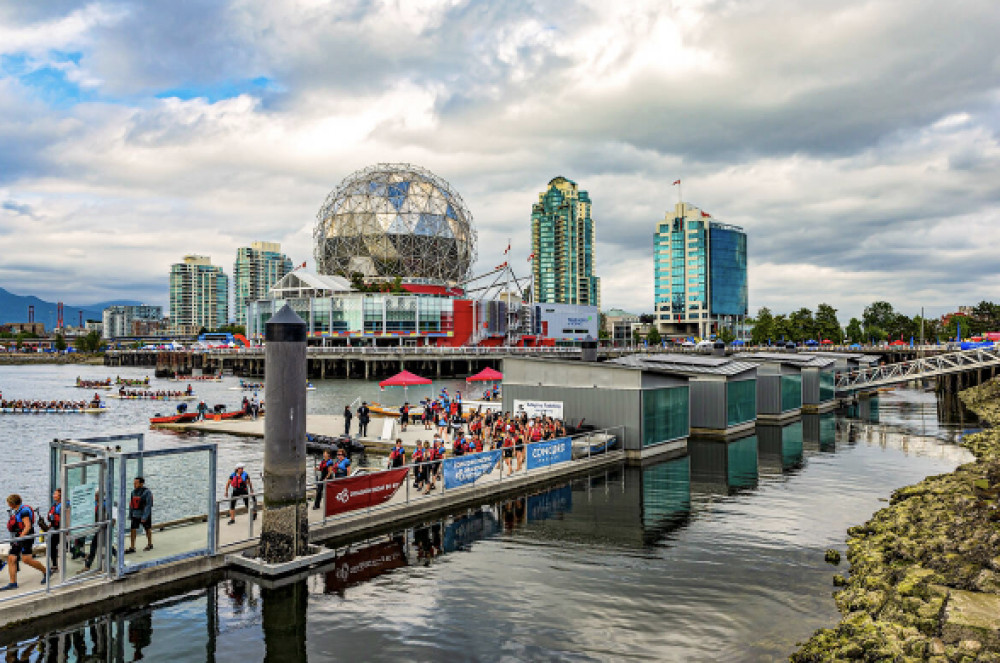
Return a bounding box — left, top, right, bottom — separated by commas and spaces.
260, 304, 309, 562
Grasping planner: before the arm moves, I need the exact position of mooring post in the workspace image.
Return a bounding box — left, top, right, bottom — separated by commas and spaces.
260, 304, 309, 562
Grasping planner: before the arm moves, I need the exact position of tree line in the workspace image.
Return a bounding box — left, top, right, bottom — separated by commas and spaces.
751, 301, 1000, 345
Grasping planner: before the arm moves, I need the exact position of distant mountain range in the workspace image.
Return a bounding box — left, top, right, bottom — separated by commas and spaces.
0, 287, 144, 328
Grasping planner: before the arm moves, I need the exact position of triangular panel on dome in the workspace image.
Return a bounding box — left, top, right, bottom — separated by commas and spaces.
387, 181, 409, 211
386, 214, 409, 234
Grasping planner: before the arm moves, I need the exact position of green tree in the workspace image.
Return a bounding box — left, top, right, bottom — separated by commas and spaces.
54, 334, 67, 351
773, 314, 791, 342
845, 318, 863, 343
789, 308, 816, 342
814, 303, 842, 343
719, 327, 735, 343
972, 301, 1000, 330
647, 326, 661, 346
862, 301, 895, 340
75, 330, 103, 353
751, 307, 775, 345
632, 328, 642, 346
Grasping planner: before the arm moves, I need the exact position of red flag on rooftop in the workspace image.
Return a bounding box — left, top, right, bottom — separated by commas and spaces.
701, 211, 711, 218
527, 252, 534, 262
503, 242, 511, 254
672, 179, 681, 185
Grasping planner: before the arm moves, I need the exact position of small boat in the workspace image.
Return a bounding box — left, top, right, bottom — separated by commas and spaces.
115, 377, 151, 387
149, 412, 199, 424
109, 393, 196, 401
171, 373, 223, 382
306, 383, 316, 391
75, 378, 114, 389
1, 407, 106, 414
207, 407, 249, 421
571, 433, 618, 459
229, 381, 265, 391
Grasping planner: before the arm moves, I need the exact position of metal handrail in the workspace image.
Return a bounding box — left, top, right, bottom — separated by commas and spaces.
0, 520, 112, 604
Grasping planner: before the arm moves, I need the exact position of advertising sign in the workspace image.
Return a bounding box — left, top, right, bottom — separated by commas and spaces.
513, 400, 564, 419
324, 468, 409, 517
442, 450, 503, 489
525, 436, 572, 471
69, 482, 97, 528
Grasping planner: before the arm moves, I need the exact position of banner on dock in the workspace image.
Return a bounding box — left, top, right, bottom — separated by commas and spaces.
325, 468, 409, 517
324, 539, 407, 593
443, 450, 502, 489
513, 399, 564, 419
526, 436, 572, 471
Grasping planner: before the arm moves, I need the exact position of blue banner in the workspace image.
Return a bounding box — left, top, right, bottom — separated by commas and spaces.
526, 436, 572, 471
527, 485, 573, 522
443, 450, 502, 489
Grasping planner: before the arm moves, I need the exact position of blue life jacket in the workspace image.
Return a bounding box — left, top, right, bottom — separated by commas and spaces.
335, 458, 351, 478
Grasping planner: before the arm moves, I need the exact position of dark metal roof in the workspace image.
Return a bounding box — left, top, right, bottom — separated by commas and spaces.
612, 353, 758, 376
735, 352, 837, 368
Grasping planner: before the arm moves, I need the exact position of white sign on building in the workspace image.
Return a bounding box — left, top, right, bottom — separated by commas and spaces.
513, 400, 564, 419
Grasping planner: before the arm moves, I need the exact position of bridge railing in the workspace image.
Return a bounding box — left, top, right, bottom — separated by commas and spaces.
836, 346, 1000, 390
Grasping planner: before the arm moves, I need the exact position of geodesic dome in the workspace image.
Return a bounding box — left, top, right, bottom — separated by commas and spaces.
313, 163, 477, 283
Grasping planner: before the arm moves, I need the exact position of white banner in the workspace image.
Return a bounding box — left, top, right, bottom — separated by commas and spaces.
513, 399, 564, 419
69, 482, 97, 528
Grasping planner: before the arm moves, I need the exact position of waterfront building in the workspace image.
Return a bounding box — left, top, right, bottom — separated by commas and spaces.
531, 177, 600, 308
502, 356, 690, 460
246, 269, 598, 346
612, 354, 758, 438
102, 305, 164, 340
654, 202, 747, 339
234, 241, 294, 327
169, 255, 229, 334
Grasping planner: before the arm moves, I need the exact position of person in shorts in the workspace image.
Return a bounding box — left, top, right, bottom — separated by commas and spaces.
126, 477, 153, 554
3, 494, 46, 589
226, 463, 255, 523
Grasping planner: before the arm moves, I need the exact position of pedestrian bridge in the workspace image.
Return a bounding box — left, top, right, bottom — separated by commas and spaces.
836, 346, 1000, 392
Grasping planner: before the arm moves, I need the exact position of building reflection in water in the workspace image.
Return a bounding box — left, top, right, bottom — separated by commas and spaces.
757, 420, 804, 474
688, 434, 759, 496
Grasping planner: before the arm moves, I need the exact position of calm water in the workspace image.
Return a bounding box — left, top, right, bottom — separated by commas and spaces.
0, 366, 976, 662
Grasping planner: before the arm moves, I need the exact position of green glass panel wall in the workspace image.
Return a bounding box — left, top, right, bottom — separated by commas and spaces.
642, 386, 689, 447
726, 435, 759, 489
819, 371, 835, 402
780, 375, 802, 412
726, 379, 756, 426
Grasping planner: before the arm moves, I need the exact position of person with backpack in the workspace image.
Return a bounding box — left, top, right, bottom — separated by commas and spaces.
225, 463, 255, 524
3, 493, 46, 589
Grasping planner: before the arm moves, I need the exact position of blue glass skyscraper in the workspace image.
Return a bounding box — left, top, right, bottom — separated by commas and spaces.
654, 203, 747, 338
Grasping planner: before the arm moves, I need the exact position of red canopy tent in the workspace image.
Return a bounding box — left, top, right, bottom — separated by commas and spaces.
379, 370, 432, 399
466, 367, 503, 382
379, 370, 432, 387
889, 340, 907, 346
820, 339, 833, 345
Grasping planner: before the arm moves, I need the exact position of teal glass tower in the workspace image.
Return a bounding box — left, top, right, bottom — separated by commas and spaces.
531, 177, 600, 307
169, 255, 229, 333
654, 202, 747, 338
234, 241, 294, 327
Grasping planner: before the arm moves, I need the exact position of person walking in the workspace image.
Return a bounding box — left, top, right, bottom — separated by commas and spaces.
357, 402, 371, 437
343, 405, 353, 436
313, 451, 333, 511
2, 494, 46, 589
125, 477, 153, 554
399, 402, 410, 432
39, 488, 62, 573
225, 463, 255, 524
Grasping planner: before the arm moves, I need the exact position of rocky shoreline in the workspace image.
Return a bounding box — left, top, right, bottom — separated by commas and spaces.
792, 380, 1000, 662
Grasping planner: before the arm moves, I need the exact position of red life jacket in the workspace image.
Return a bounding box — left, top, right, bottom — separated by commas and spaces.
130, 495, 142, 510
412, 448, 424, 462
7, 505, 34, 533
48, 504, 61, 529
231, 471, 248, 490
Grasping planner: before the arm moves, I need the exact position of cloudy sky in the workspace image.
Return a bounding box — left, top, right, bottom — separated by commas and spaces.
1, 0, 998, 322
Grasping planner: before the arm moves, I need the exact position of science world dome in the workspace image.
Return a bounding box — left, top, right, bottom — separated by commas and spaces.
313, 163, 477, 283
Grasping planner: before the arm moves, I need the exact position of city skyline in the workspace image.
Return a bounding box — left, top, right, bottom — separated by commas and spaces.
0, 1, 998, 322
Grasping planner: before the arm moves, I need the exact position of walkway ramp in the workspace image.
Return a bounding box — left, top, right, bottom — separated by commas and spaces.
837, 346, 1000, 392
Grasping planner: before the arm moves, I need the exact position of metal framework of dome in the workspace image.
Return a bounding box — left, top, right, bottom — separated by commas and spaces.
314, 163, 477, 283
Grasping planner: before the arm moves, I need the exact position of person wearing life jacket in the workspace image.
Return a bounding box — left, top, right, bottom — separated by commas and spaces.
38, 488, 62, 573
399, 402, 410, 432
125, 477, 153, 554
389, 439, 405, 469
333, 449, 351, 478
3, 493, 46, 590
411, 442, 426, 489
313, 451, 334, 511
226, 463, 255, 524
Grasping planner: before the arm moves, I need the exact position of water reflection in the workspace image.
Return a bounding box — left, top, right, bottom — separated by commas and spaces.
0, 392, 978, 663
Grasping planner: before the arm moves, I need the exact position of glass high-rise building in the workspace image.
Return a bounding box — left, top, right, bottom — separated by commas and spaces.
234, 241, 294, 327
531, 176, 600, 307
654, 202, 747, 338
169, 255, 229, 333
